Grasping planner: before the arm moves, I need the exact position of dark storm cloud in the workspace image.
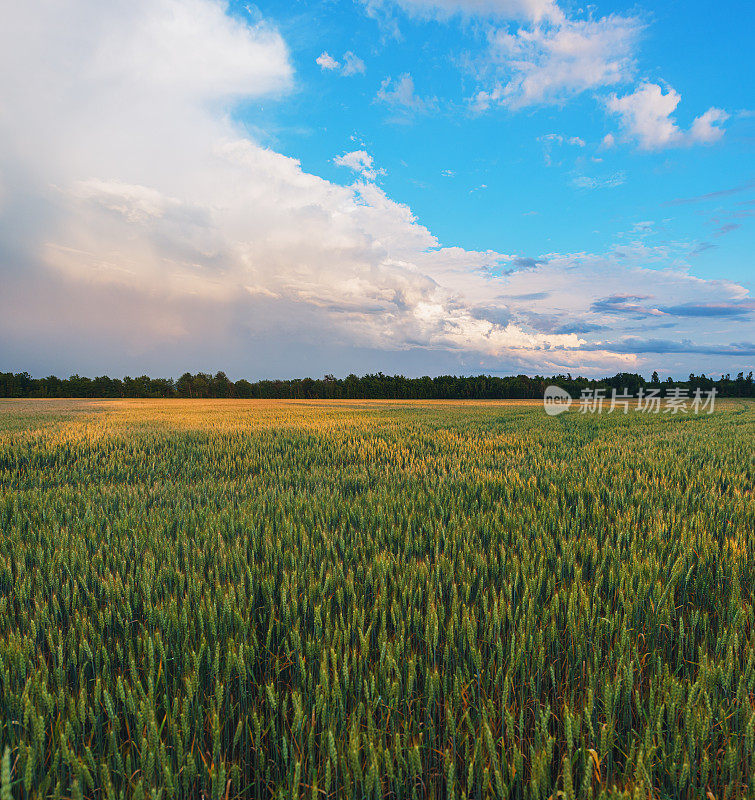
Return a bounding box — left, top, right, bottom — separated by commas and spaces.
470, 305, 512, 326
552, 321, 608, 334
580, 339, 755, 355
591, 295, 659, 315
659, 300, 755, 318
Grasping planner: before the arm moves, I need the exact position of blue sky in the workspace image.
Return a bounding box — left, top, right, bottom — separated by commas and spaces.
239, 0, 753, 281
1, 0, 753, 378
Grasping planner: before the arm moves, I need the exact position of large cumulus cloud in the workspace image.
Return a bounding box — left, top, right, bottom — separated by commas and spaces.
0, 0, 751, 377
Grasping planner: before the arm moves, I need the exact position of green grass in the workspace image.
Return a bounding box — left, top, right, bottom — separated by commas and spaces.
0, 399, 753, 799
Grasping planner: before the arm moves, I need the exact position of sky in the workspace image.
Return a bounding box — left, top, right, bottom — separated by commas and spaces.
0, 0, 753, 380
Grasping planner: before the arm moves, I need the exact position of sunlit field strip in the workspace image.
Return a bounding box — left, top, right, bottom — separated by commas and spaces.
0, 399, 753, 799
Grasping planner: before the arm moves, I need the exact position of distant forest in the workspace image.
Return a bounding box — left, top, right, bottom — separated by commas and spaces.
1, 370, 753, 399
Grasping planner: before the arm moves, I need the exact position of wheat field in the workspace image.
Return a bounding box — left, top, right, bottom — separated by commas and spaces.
0, 399, 753, 799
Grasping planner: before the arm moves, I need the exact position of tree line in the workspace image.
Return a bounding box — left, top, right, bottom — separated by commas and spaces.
1, 369, 753, 399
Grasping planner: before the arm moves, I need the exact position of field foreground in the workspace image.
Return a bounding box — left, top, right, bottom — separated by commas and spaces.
0, 399, 753, 799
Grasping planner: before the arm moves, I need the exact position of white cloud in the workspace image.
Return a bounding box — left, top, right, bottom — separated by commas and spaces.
371, 1, 645, 116
342, 51, 366, 76
333, 150, 384, 181
689, 107, 729, 144
473, 13, 642, 109
537, 132, 585, 164
607, 83, 728, 149
631, 220, 654, 234
571, 171, 626, 190
317, 50, 365, 76
601, 133, 615, 149
363, 0, 562, 23
606, 83, 683, 149
90, 0, 292, 99
537, 134, 584, 146
316, 51, 340, 71
377, 73, 437, 115
70, 179, 177, 223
